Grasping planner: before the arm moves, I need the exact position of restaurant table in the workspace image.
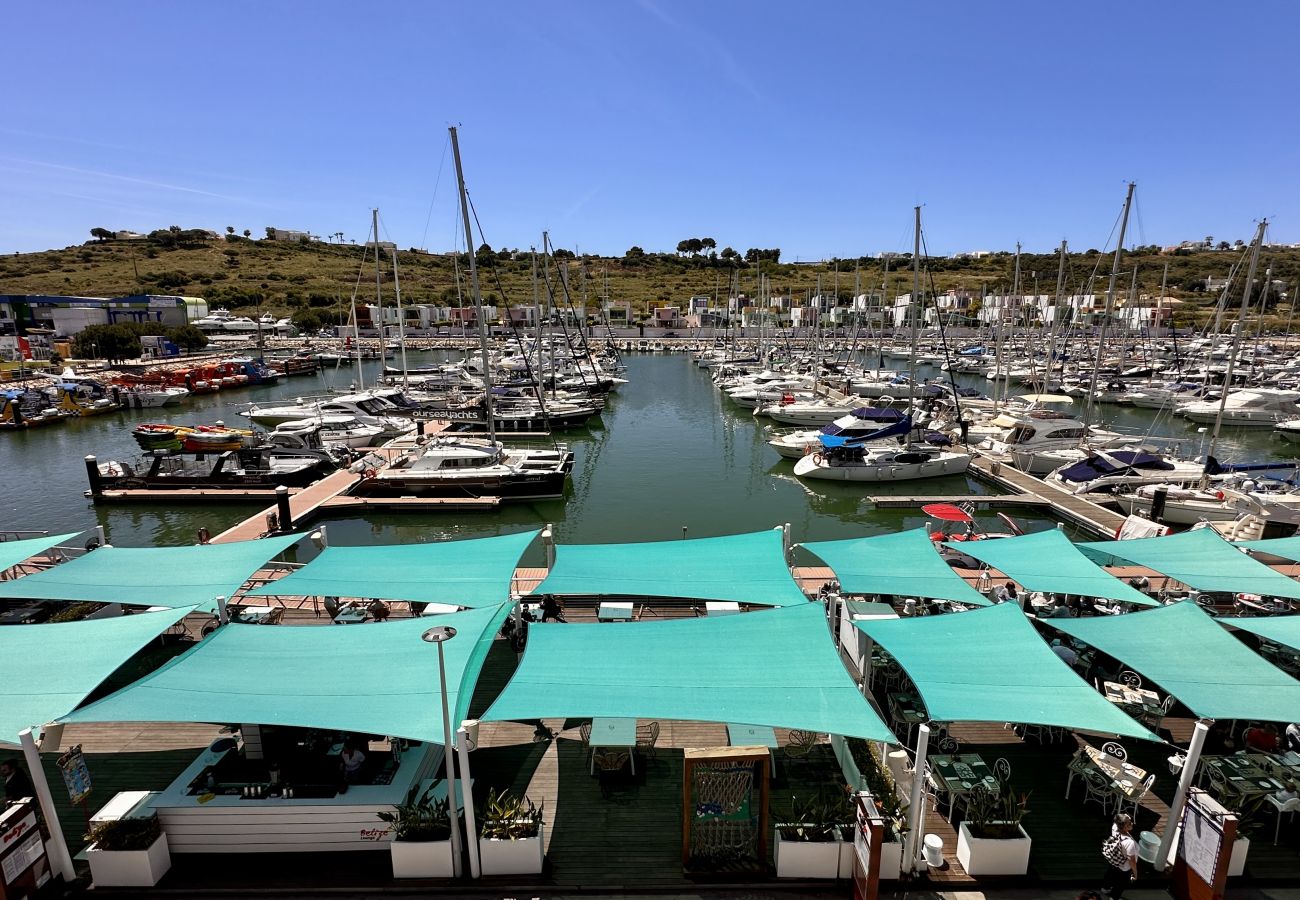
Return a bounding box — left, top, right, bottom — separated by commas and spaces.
1066, 744, 1150, 804
703, 601, 741, 616
726, 723, 778, 764
0, 604, 43, 625
887, 692, 927, 744
597, 602, 635, 622
1103, 681, 1161, 715
928, 753, 996, 820
418, 603, 462, 616
230, 605, 274, 625
590, 717, 638, 774
1203, 754, 1290, 806
332, 605, 370, 625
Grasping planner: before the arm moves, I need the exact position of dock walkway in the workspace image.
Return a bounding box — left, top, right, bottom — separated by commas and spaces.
967, 452, 1125, 538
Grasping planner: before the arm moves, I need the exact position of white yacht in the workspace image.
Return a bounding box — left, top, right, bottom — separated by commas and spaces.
267, 415, 389, 449
978, 410, 1141, 475
791, 417, 971, 482
758, 395, 860, 426
357, 435, 573, 500
241, 392, 414, 440
1177, 388, 1300, 426
767, 407, 926, 459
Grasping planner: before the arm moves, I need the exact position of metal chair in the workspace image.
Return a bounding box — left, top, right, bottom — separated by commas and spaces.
262, 607, 285, 626
784, 729, 819, 759
1102, 741, 1128, 762
1268, 795, 1300, 845
993, 757, 1012, 783
1121, 773, 1156, 819
1205, 765, 1241, 809
635, 721, 660, 761
1082, 767, 1115, 815
934, 734, 959, 755
593, 749, 631, 772
1118, 670, 1143, 689
1144, 694, 1176, 732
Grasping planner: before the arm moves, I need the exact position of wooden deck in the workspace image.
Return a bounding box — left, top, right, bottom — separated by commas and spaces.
968, 452, 1126, 538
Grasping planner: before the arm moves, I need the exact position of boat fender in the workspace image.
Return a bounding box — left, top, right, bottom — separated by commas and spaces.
361, 467, 377, 480
803, 444, 814, 456
1215, 490, 1225, 501
813, 453, 824, 465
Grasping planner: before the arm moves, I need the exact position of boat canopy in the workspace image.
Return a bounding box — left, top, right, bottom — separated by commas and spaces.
63, 603, 510, 747
855, 602, 1155, 740
1045, 601, 1300, 722
1077, 528, 1300, 600
0, 532, 81, 574
482, 602, 893, 741
0, 533, 305, 609
946, 529, 1158, 606
1054, 450, 1177, 483
248, 529, 539, 608
533, 529, 807, 606
801, 528, 991, 606
820, 407, 905, 435
2, 607, 193, 746
820, 415, 913, 449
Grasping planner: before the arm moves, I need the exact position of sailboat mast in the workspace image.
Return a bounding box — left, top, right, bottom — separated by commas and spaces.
1047, 239, 1067, 391
448, 126, 497, 444
1206, 218, 1268, 466
390, 247, 410, 391
1085, 181, 1135, 426
908, 206, 920, 414
372, 208, 382, 370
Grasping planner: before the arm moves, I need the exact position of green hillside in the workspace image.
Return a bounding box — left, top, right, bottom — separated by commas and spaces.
2, 230, 1298, 330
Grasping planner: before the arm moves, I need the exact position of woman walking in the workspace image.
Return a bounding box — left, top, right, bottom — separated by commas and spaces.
1100, 812, 1139, 898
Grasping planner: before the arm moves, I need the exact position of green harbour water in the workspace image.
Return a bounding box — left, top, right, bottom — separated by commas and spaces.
1, 351, 1295, 566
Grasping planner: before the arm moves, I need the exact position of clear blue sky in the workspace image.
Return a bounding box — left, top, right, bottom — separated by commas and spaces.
3, 1, 1297, 258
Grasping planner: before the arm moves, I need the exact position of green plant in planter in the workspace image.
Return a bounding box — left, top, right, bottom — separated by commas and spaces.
965, 770, 1030, 840
479, 788, 543, 840
847, 739, 909, 842
377, 784, 451, 842
776, 788, 850, 842
85, 815, 162, 851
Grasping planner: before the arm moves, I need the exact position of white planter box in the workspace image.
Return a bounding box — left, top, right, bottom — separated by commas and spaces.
1227, 834, 1249, 877
956, 822, 1031, 876
87, 833, 171, 887
876, 838, 904, 880
478, 826, 543, 876
390, 838, 455, 878
774, 830, 840, 879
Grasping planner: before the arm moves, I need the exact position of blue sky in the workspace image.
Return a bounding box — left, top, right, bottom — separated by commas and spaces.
3, 1, 1297, 258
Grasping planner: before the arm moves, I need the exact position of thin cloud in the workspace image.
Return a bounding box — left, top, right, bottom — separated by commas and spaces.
562, 185, 602, 221
635, 0, 764, 101
0, 157, 260, 205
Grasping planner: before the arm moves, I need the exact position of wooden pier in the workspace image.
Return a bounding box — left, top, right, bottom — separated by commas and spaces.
89, 487, 293, 504
868, 493, 1052, 509
318, 495, 500, 512
967, 452, 1126, 538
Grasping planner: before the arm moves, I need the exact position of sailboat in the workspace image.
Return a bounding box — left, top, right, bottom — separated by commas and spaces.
794, 207, 970, 483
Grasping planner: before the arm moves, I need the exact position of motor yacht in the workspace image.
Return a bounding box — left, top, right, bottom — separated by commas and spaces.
356, 435, 573, 500
1177, 388, 1300, 426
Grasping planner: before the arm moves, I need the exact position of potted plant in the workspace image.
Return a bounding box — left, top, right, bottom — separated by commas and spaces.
774, 793, 846, 879
377, 784, 455, 878
85, 813, 170, 887
845, 740, 908, 879
956, 771, 1032, 876
477, 788, 544, 876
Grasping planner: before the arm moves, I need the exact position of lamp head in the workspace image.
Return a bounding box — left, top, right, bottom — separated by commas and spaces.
422, 626, 457, 643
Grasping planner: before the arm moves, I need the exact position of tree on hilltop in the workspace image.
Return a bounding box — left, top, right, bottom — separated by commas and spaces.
226, 226, 235, 235
243, 229, 251, 238
89, 227, 114, 242
626, 246, 645, 258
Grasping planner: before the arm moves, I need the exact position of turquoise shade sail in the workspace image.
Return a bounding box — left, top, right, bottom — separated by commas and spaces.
1217, 616, 1300, 654
1045, 601, 1300, 722
248, 529, 540, 607
0, 533, 306, 610
802, 528, 991, 606
1077, 529, 1300, 600
0, 533, 82, 574
854, 602, 1155, 741
63, 603, 511, 745
534, 529, 807, 606
1238, 535, 1300, 564
1, 607, 193, 746
946, 529, 1157, 605
482, 602, 893, 741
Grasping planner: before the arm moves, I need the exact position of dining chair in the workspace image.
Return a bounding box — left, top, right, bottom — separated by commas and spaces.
784, 729, 819, 759
1204, 765, 1240, 809
993, 757, 1011, 783
934, 734, 959, 755
262, 607, 285, 626
1102, 741, 1128, 762
1118, 670, 1143, 689
593, 749, 631, 773
635, 721, 660, 761
1082, 768, 1115, 815
1268, 795, 1300, 845
1122, 773, 1156, 819
1144, 694, 1176, 733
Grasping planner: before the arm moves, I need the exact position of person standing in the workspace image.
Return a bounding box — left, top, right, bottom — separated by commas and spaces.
1101, 812, 1139, 898
1, 759, 33, 801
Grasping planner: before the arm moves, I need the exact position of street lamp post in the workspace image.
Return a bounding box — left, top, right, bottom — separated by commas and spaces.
422, 626, 462, 875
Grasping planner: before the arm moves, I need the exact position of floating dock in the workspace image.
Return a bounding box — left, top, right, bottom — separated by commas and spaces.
867, 494, 1052, 509
966, 452, 1125, 538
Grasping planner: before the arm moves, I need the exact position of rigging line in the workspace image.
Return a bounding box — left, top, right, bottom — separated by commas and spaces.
419, 136, 451, 252
919, 226, 965, 433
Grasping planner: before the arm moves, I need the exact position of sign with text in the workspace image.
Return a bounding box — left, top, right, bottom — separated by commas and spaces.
57, 744, 92, 805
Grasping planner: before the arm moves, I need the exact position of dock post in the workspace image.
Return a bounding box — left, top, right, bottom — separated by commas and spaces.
543, 523, 554, 570
318, 524, 328, 547
1149, 486, 1169, 523
95, 524, 107, 548
274, 486, 293, 534
84, 455, 102, 498
215, 594, 229, 625
19, 728, 76, 883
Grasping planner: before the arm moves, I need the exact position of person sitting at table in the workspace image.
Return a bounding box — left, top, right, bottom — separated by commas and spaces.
1047, 598, 1075, 618
1244, 723, 1281, 753
1203, 720, 1238, 755
367, 599, 390, 622
993, 581, 1017, 604
323, 596, 342, 619
1286, 721, 1300, 753
1274, 780, 1299, 804
340, 738, 366, 784
540, 594, 566, 623
1051, 638, 1080, 668
2, 759, 33, 802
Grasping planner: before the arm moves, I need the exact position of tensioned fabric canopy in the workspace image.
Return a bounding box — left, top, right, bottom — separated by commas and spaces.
248, 530, 539, 608
0, 533, 81, 574
1077, 529, 1300, 600
533, 529, 808, 606
1219, 616, 1300, 654
482, 601, 894, 741
64, 603, 510, 745
801, 528, 991, 606
0, 534, 305, 610
946, 529, 1157, 606
1238, 536, 1300, 564
854, 602, 1154, 740
2, 607, 193, 746
1045, 601, 1300, 721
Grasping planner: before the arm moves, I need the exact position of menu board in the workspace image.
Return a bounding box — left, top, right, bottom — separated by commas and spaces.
1, 833, 42, 885
1179, 800, 1223, 885
57, 744, 93, 805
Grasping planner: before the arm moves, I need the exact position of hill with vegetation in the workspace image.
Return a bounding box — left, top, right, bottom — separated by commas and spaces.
3, 227, 1299, 331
